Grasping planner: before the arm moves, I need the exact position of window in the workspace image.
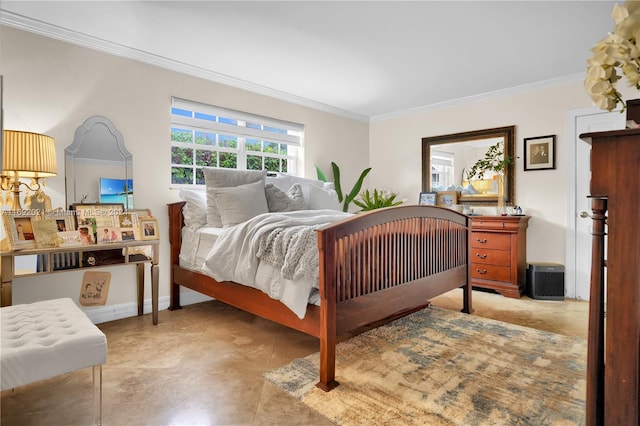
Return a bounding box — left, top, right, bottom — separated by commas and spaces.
430, 150, 454, 191
170, 97, 303, 185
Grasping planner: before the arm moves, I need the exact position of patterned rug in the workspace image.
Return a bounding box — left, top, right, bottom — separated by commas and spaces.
264, 307, 586, 425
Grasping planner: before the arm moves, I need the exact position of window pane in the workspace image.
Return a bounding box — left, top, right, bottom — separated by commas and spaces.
218, 117, 237, 126
196, 149, 217, 166
279, 144, 288, 155
282, 158, 288, 173
171, 107, 192, 117
247, 155, 262, 170
264, 157, 280, 172
219, 134, 238, 148
194, 131, 216, 146
171, 167, 193, 184
264, 141, 278, 153
219, 152, 237, 168
195, 168, 205, 185
172, 128, 192, 143
194, 112, 216, 122
246, 138, 261, 152
264, 126, 286, 134
246, 122, 261, 130
171, 147, 193, 165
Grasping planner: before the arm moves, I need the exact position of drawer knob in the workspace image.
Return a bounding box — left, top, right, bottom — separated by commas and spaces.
475, 268, 487, 274
476, 253, 487, 259
476, 238, 488, 243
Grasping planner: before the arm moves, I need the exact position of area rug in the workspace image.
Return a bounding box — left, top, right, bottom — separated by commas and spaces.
264, 307, 586, 425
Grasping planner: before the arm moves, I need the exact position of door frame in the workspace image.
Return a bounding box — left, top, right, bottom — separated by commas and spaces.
565, 106, 624, 299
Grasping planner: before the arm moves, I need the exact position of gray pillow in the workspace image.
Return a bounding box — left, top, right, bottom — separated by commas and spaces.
265, 183, 305, 212
210, 180, 269, 227
203, 168, 267, 227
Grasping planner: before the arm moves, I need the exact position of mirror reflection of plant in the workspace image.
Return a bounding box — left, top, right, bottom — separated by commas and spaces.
315, 162, 371, 212
467, 141, 514, 180
353, 189, 403, 211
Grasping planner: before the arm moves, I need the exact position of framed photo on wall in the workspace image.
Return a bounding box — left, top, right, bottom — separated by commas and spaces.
524, 135, 556, 171
418, 191, 437, 206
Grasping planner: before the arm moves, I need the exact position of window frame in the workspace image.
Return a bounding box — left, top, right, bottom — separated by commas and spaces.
170, 97, 303, 187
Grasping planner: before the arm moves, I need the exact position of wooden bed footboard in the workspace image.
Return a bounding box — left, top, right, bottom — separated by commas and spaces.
167, 202, 472, 392
316, 205, 472, 390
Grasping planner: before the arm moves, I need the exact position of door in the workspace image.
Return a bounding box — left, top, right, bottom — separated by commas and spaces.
568, 110, 625, 300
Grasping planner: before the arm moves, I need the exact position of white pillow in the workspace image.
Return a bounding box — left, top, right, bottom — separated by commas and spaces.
308, 185, 342, 211
178, 188, 207, 228
210, 180, 269, 227
265, 183, 305, 212
204, 168, 267, 227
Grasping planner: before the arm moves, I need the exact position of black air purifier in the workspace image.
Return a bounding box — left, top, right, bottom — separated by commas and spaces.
526, 263, 565, 300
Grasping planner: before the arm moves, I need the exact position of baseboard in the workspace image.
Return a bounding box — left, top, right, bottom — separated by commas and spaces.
84, 290, 213, 324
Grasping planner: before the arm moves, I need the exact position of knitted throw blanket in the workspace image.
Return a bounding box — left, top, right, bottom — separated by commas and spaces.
257, 225, 321, 282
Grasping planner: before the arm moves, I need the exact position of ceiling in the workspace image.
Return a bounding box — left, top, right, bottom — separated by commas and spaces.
0, 1, 617, 122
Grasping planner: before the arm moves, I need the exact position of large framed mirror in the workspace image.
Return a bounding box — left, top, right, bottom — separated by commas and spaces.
65, 116, 133, 209
421, 126, 515, 206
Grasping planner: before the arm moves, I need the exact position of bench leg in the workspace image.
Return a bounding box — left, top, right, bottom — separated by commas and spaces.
93, 365, 102, 426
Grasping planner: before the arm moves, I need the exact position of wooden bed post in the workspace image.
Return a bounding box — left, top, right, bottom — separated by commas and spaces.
167, 202, 185, 311
462, 216, 473, 314
316, 227, 339, 392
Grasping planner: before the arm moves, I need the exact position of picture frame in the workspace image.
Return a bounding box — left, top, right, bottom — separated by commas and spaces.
2, 213, 38, 249
524, 135, 556, 171
140, 217, 159, 241
418, 191, 437, 206
71, 203, 125, 234
436, 191, 458, 207
44, 212, 76, 234
32, 218, 59, 248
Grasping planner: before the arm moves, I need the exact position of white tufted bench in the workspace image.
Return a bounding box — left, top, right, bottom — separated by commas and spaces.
1, 298, 107, 425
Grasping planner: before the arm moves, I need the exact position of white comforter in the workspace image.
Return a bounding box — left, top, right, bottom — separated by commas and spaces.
202, 210, 352, 318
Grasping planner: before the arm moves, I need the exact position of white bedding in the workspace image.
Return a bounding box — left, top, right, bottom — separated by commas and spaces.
202, 210, 351, 319
179, 226, 225, 271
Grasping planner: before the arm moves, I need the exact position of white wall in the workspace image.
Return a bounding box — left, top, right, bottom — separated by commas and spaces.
369, 81, 636, 268
0, 26, 369, 319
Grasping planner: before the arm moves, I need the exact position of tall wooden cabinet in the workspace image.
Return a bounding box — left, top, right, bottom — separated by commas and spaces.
581, 128, 640, 425
470, 216, 529, 298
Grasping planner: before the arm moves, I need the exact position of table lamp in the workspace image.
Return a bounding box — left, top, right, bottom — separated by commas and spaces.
1, 130, 57, 210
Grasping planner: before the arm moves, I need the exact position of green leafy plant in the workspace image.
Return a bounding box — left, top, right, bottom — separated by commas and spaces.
315, 162, 371, 212
353, 189, 403, 211
467, 141, 514, 180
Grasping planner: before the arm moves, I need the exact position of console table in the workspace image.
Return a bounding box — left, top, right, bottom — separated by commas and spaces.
470, 215, 529, 298
0, 240, 160, 325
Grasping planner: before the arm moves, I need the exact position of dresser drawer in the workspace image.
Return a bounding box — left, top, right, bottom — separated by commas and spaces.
471, 264, 511, 282
472, 248, 510, 266
471, 232, 510, 250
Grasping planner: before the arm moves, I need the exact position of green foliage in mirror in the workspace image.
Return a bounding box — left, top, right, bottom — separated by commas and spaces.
467, 142, 514, 180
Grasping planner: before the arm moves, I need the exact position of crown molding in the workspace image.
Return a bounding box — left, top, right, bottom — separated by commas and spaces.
0, 11, 369, 123
370, 73, 586, 123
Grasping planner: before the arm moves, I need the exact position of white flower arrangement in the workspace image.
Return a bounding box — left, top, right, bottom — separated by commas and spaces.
585, 1, 640, 111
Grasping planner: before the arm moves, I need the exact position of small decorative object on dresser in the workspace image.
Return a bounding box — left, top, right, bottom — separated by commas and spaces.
470, 215, 529, 298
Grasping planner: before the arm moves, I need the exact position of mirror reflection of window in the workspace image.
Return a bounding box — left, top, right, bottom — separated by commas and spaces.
430, 150, 454, 191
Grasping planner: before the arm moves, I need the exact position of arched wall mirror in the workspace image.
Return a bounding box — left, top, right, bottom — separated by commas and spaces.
65, 116, 133, 209
421, 126, 515, 206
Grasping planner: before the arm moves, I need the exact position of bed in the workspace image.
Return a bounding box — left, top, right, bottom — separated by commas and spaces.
167, 170, 472, 392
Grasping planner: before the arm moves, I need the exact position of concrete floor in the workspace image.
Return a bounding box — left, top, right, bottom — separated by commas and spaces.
0, 289, 589, 425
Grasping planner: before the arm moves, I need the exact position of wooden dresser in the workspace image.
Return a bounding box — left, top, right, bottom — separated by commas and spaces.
470, 216, 529, 298
581, 127, 640, 426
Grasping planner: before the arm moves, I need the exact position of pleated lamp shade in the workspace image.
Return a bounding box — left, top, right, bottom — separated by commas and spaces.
2, 130, 57, 177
